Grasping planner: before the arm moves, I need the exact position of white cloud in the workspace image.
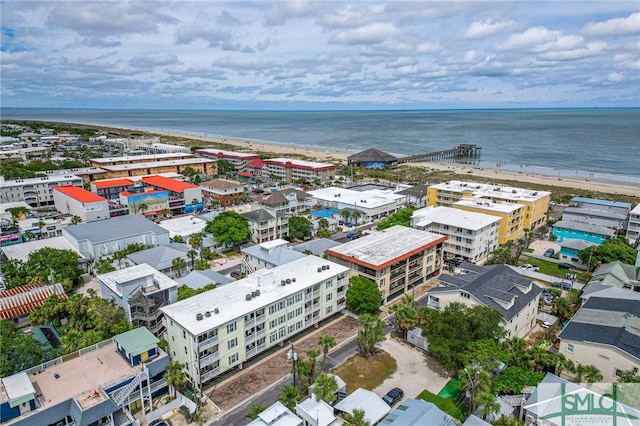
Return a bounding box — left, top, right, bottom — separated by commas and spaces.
329, 23, 400, 45
582, 12, 640, 37
464, 19, 517, 39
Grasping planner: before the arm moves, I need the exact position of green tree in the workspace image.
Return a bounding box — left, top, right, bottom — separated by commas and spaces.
341, 208, 352, 225
618, 369, 640, 383
194, 258, 210, 270
70, 215, 82, 225
1, 247, 83, 290
288, 216, 313, 239
177, 284, 217, 301
390, 296, 419, 339
575, 363, 603, 384
313, 373, 339, 403
94, 258, 116, 274
376, 207, 416, 230
5, 206, 28, 224
578, 235, 637, 268
205, 211, 250, 247
552, 353, 576, 376
477, 391, 501, 420
278, 384, 299, 411
552, 298, 574, 323
217, 159, 236, 175
492, 415, 525, 426
246, 404, 268, 420
356, 313, 386, 358
342, 409, 370, 426
317, 228, 332, 238
346, 276, 382, 315
164, 361, 187, 398
172, 257, 187, 278
187, 249, 198, 270
173, 235, 185, 243
318, 218, 329, 229
318, 335, 336, 372
0, 320, 59, 378
491, 366, 545, 394
188, 232, 204, 250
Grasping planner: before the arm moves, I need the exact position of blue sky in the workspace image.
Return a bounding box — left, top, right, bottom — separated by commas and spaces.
1, 1, 639, 110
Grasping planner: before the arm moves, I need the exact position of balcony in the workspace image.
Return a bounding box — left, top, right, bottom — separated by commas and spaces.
201, 367, 221, 382
198, 335, 219, 350
244, 314, 265, 328
305, 290, 320, 301
245, 342, 267, 359
199, 351, 220, 366
336, 290, 346, 299
245, 328, 266, 343
337, 277, 348, 286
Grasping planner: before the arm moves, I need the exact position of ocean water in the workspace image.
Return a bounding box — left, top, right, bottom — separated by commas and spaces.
1, 108, 639, 183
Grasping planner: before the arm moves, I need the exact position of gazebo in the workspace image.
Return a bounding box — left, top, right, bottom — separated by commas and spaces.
347, 148, 398, 169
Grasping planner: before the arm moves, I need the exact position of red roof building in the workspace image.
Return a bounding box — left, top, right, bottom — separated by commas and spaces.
53, 186, 111, 222
53, 185, 106, 203
0, 283, 67, 327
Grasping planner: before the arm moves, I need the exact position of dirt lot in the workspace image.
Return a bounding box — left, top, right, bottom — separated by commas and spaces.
207, 315, 359, 411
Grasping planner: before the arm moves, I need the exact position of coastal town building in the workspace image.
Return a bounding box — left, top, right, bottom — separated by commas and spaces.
333, 388, 390, 425
98, 157, 217, 179
195, 148, 261, 172
99, 264, 179, 337
140, 175, 203, 214
347, 148, 398, 169
176, 269, 233, 289
1, 236, 81, 267
427, 264, 543, 338
248, 401, 302, 426
63, 214, 170, 260
126, 243, 192, 278
0, 174, 84, 207
453, 197, 525, 244
17, 215, 72, 240
0, 283, 67, 329
291, 238, 341, 257
427, 180, 550, 230
242, 207, 289, 243
552, 220, 616, 244
557, 239, 596, 268
252, 188, 314, 216
626, 203, 640, 246
0, 327, 170, 426
395, 184, 429, 207
91, 178, 136, 199
381, 399, 457, 426
160, 256, 350, 388
411, 206, 500, 264
326, 225, 446, 304
52, 185, 110, 223
97, 136, 161, 152
241, 239, 306, 274
89, 152, 193, 168
200, 178, 247, 208
260, 158, 336, 183
307, 187, 406, 223
558, 297, 640, 382
137, 142, 191, 155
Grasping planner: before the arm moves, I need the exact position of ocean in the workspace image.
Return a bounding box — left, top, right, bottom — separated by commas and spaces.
1, 108, 639, 183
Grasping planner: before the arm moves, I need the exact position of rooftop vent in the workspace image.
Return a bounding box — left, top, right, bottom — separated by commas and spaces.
205, 311, 211, 318
255, 289, 261, 297
196, 313, 203, 321
291, 278, 296, 283
286, 278, 291, 284
321, 265, 327, 271
512, 189, 517, 194
246, 293, 252, 301
317, 267, 322, 272
214, 307, 220, 314
281, 280, 286, 286
326, 264, 330, 270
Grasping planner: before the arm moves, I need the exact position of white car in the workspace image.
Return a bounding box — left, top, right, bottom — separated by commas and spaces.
520, 264, 539, 271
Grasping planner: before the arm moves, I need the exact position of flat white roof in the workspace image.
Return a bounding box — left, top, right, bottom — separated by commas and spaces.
197, 148, 260, 159
413, 206, 501, 230
161, 256, 349, 335
431, 180, 550, 201
0, 202, 32, 214
158, 215, 207, 238
1, 236, 81, 262
1, 174, 82, 187
455, 198, 523, 213
334, 388, 390, 424
98, 263, 179, 296
1, 372, 35, 402
265, 158, 335, 169
91, 153, 193, 163
631, 203, 640, 215
101, 157, 215, 171
308, 187, 405, 209
326, 225, 445, 267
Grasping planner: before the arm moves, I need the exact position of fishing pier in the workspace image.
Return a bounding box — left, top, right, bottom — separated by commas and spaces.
398, 144, 482, 164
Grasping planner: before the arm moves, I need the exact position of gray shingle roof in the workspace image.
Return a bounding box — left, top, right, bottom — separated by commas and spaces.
242, 209, 275, 222
64, 215, 168, 244
126, 243, 190, 270
560, 239, 597, 251
558, 297, 640, 360
430, 264, 542, 321
348, 148, 398, 163
553, 220, 616, 236
242, 245, 307, 266
176, 269, 232, 288
292, 238, 341, 257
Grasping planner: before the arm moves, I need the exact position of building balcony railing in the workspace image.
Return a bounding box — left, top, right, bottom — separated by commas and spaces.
336, 290, 346, 299
245, 328, 266, 343
201, 367, 221, 382
337, 302, 346, 310
245, 342, 267, 359
337, 277, 348, 286
305, 290, 320, 301
245, 314, 265, 328
198, 335, 219, 350
199, 351, 221, 366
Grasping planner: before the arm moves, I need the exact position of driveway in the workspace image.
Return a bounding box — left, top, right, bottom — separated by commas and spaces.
529, 240, 561, 258
373, 337, 450, 404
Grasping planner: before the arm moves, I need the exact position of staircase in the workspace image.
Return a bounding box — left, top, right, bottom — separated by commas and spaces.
111, 369, 149, 406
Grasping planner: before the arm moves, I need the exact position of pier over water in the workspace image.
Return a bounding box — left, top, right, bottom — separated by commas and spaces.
399, 144, 482, 163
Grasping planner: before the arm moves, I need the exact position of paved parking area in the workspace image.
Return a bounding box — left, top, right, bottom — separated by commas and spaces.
529, 240, 561, 257
373, 337, 450, 404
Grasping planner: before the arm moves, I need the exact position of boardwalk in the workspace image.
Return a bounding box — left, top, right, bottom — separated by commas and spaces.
399, 144, 481, 163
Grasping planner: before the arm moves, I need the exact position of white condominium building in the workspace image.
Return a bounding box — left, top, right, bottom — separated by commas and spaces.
160, 256, 349, 389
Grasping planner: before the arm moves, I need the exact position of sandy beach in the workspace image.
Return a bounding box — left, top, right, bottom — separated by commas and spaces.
148, 128, 639, 198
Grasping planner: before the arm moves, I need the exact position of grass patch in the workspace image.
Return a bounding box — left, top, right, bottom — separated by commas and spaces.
418, 389, 467, 421
519, 256, 590, 283
333, 351, 397, 392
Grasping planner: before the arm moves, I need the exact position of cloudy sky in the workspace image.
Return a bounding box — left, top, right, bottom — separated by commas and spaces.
1, 1, 639, 110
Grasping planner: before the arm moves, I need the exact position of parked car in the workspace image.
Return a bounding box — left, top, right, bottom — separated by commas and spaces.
230, 270, 242, 279
382, 387, 404, 407
520, 264, 540, 271
283, 235, 295, 242
446, 257, 463, 266
346, 232, 359, 239
149, 420, 168, 426
558, 262, 576, 270
552, 281, 572, 290
543, 248, 555, 257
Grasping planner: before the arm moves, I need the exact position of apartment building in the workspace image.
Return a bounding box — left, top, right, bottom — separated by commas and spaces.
195, 148, 261, 172
427, 180, 550, 230
326, 225, 446, 304
242, 207, 289, 243
141, 175, 203, 214
411, 206, 500, 263
241, 239, 306, 274
1, 174, 84, 207
200, 178, 247, 208
626, 203, 640, 245
161, 256, 349, 389
99, 157, 217, 179
308, 187, 406, 223
252, 188, 314, 216
454, 198, 525, 244
89, 152, 192, 168
52, 186, 111, 223
137, 142, 191, 155
261, 158, 336, 183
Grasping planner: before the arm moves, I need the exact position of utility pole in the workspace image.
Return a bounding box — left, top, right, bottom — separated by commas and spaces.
287, 342, 298, 388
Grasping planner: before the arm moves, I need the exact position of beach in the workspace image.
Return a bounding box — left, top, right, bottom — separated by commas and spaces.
151, 129, 640, 198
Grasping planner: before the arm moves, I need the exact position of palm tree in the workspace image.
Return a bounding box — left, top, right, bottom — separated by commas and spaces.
552, 353, 576, 376
351, 210, 362, 226
246, 404, 268, 420
313, 373, 339, 403
137, 203, 148, 215
186, 249, 198, 270
164, 361, 187, 398
37, 220, 46, 239
575, 364, 603, 384
318, 335, 336, 372
341, 209, 352, 225
172, 257, 187, 277
188, 232, 203, 250
477, 391, 501, 420
342, 409, 370, 426
278, 384, 299, 411
161, 208, 172, 218
70, 215, 82, 225
390, 296, 419, 339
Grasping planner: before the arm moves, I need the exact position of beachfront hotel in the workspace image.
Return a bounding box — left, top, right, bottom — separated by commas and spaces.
426, 180, 550, 230
260, 158, 336, 183
454, 197, 525, 244
160, 256, 350, 389
195, 148, 261, 172
89, 152, 193, 168
325, 225, 446, 305
97, 158, 217, 179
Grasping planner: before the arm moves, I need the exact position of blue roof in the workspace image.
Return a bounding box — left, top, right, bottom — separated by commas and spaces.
571, 197, 631, 209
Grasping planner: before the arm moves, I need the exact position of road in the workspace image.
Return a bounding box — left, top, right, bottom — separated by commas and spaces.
209, 323, 394, 426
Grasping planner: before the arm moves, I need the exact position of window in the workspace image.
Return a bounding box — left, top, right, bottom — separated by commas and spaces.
228, 338, 237, 349
183, 330, 186, 339
227, 322, 236, 333
326, 293, 333, 302
567, 344, 574, 353
229, 353, 238, 364
270, 332, 278, 343
171, 336, 175, 341
184, 346, 188, 354
326, 280, 332, 289
278, 327, 286, 338
326, 306, 333, 314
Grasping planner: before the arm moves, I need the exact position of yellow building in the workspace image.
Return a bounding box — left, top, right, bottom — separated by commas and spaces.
427, 180, 550, 231
454, 198, 524, 244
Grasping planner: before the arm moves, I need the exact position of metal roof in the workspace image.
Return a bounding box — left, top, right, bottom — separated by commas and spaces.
64, 214, 169, 244
113, 327, 159, 357
0, 283, 67, 320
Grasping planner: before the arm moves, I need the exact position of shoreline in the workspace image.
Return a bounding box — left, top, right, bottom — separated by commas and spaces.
7, 119, 640, 198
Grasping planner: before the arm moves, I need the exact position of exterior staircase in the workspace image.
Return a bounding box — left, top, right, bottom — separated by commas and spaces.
111, 369, 149, 406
